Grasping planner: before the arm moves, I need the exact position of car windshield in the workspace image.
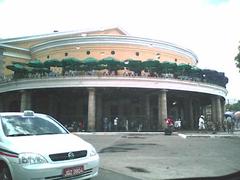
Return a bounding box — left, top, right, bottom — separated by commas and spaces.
1, 115, 68, 136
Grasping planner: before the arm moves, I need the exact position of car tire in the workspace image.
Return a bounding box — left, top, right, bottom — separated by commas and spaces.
0, 163, 12, 180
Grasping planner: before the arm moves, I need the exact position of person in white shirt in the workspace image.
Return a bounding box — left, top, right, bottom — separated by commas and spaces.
114, 117, 118, 131
174, 118, 181, 130
198, 115, 205, 132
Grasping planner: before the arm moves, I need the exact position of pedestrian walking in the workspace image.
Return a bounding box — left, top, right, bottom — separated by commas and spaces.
125, 119, 129, 131
226, 116, 234, 134
223, 117, 227, 132
174, 118, 181, 130
165, 116, 174, 135
198, 115, 205, 133
114, 117, 118, 131
138, 123, 143, 132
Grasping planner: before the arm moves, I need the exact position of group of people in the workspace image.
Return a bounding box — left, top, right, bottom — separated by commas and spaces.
224, 115, 235, 134
164, 116, 182, 135
165, 114, 235, 134
64, 120, 85, 132
103, 117, 144, 132
103, 117, 121, 132
198, 114, 236, 134
165, 117, 182, 130
65, 114, 236, 133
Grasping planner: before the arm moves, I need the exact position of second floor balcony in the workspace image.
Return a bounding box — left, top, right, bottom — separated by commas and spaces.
0, 70, 228, 98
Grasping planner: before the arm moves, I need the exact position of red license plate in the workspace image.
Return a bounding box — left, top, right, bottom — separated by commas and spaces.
63, 165, 84, 177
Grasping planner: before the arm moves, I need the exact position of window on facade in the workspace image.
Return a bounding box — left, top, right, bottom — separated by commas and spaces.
65, 52, 68, 57
111, 50, 115, 55
47, 55, 50, 59
86, 51, 91, 55
175, 58, 178, 62
136, 52, 140, 56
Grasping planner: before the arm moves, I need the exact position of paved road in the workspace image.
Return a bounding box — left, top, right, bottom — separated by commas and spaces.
77, 132, 240, 180
92, 168, 140, 180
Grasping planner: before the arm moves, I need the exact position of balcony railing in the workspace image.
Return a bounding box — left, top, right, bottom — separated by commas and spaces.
0, 70, 226, 88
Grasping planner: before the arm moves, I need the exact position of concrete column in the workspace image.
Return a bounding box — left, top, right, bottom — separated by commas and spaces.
211, 96, 217, 128
88, 88, 96, 131
20, 90, 31, 112
221, 99, 225, 129
216, 96, 222, 131
158, 90, 167, 130
145, 94, 150, 131
96, 93, 103, 131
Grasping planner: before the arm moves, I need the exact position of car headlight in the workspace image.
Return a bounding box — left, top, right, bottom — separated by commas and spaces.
19, 153, 48, 165
89, 147, 97, 157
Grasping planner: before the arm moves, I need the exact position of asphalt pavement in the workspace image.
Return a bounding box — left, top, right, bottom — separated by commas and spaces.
76, 131, 240, 180
92, 168, 140, 180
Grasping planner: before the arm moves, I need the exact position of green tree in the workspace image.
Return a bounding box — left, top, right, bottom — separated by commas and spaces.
225, 100, 240, 112
235, 44, 240, 72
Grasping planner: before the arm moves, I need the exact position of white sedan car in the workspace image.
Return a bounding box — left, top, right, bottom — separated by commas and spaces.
0, 111, 99, 180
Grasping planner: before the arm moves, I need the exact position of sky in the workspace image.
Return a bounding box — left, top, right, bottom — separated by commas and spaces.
0, 0, 240, 101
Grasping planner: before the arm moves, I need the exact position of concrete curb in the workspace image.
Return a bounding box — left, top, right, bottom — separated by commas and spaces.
178, 133, 240, 139
74, 131, 240, 138
178, 133, 187, 139
74, 132, 165, 136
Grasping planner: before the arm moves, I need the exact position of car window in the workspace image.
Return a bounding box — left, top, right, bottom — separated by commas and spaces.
1, 115, 68, 136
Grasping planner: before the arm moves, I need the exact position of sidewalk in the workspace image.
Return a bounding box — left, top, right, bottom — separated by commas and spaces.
178, 130, 240, 138
76, 130, 240, 138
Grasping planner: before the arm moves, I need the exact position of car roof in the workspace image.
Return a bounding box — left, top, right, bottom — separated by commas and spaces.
0, 112, 44, 116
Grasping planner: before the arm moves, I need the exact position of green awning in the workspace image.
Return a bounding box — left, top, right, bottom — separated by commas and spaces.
125, 59, 143, 72
189, 67, 203, 78
62, 58, 80, 67
12, 61, 27, 66
176, 63, 192, 76
6, 64, 27, 72
44, 59, 62, 67
142, 59, 160, 72
100, 57, 117, 64
98, 57, 123, 71
28, 59, 44, 68
160, 61, 177, 73
83, 57, 97, 64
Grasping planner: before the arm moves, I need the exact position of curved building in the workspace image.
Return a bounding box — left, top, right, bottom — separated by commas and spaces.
0, 28, 227, 131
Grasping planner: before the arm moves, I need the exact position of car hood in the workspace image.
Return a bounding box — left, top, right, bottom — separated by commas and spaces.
6, 133, 92, 154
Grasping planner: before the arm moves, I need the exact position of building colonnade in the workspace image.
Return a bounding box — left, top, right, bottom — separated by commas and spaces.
0, 87, 225, 132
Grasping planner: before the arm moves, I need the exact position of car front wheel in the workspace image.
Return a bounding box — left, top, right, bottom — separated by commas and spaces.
0, 163, 12, 180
